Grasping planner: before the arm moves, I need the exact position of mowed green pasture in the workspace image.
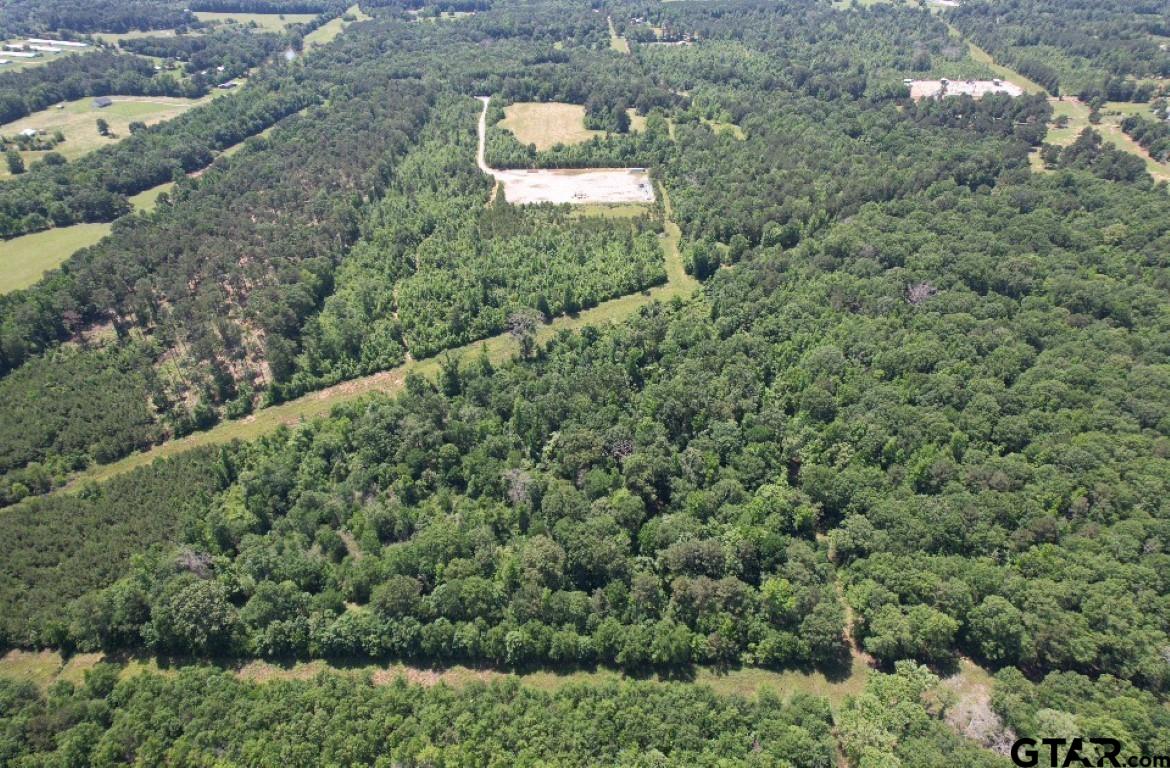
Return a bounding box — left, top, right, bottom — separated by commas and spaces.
0, 223, 111, 295
0, 96, 204, 178
499, 102, 647, 150
128, 181, 176, 212
304, 4, 371, 47
193, 11, 317, 31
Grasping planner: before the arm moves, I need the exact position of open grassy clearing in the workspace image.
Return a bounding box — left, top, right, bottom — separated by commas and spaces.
2, 645, 992, 723
499, 101, 644, 150
1098, 122, 1170, 182
702, 117, 745, 139
932, 26, 1169, 182
0, 223, 111, 295
607, 15, 630, 53
1045, 98, 1090, 145
499, 102, 598, 149
128, 181, 176, 211
2, 647, 870, 707
0, 650, 63, 691
228, 657, 871, 704
1035, 98, 1170, 181
569, 203, 652, 218
1103, 101, 1157, 117
0, 95, 205, 177
304, 4, 370, 47
193, 11, 317, 31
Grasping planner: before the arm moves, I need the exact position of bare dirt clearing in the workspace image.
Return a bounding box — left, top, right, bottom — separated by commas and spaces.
492, 167, 655, 204
910, 79, 1023, 100
478, 97, 655, 205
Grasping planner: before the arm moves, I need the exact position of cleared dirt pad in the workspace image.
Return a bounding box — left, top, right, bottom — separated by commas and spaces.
493, 168, 654, 204
477, 97, 654, 205
911, 79, 1023, 100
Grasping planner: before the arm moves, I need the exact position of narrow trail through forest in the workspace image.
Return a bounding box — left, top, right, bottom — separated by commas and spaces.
51, 100, 698, 493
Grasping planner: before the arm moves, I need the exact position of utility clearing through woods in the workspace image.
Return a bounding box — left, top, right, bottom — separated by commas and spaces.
476, 97, 655, 204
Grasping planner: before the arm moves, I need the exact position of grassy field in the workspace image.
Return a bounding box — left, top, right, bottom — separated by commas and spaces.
607, 15, 630, 54
128, 181, 176, 212
1, 647, 869, 706
304, 4, 370, 47
1037, 98, 1170, 181
1, 645, 989, 721
570, 203, 652, 219
499, 102, 646, 150
702, 118, 746, 140
0, 96, 203, 177
193, 11, 317, 31
928, 26, 1169, 182
500, 102, 600, 149
0, 223, 111, 295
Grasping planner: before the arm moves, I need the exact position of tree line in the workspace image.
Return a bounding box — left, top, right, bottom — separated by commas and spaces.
951, 0, 1170, 99
0, 51, 202, 126
0, 664, 839, 766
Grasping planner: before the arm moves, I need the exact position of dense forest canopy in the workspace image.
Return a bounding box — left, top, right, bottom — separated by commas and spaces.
1, 0, 1170, 764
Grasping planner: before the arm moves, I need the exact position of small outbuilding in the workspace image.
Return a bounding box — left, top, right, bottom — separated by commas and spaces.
93, 96, 113, 108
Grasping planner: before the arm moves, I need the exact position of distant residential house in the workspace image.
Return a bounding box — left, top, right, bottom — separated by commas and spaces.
216, 81, 238, 89
93, 96, 113, 108
19, 128, 38, 138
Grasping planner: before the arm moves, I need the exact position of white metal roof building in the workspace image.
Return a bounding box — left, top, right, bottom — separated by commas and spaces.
27, 38, 87, 47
